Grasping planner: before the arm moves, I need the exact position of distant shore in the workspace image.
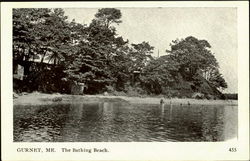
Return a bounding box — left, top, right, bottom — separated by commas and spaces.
13, 92, 238, 106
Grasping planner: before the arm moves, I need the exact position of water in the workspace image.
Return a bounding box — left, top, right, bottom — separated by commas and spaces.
14, 102, 237, 142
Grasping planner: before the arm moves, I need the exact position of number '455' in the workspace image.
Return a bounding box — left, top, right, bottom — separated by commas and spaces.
229, 148, 237, 152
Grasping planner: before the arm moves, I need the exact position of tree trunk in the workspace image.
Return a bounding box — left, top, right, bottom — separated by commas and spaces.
41, 50, 47, 63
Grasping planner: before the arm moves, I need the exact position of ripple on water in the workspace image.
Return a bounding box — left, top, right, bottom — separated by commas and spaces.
14, 103, 238, 142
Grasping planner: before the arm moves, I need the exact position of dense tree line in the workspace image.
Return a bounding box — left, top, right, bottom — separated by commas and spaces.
13, 8, 227, 98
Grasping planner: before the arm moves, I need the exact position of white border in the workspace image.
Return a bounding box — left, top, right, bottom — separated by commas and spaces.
1, 1, 249, 161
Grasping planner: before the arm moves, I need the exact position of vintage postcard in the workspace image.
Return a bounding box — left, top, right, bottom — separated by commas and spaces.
1, 1, 249, 161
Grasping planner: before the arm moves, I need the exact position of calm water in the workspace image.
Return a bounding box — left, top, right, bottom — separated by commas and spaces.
14, 102, 237, 142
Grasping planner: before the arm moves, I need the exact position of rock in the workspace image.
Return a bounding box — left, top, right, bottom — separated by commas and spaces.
52, 97, 62, 102
160, 99, 164, 104
205, 94, 215, 100
22, 92, 28, 95
13, 92, 19, 99
192, 92, 204, 99
103, 92, 108, 96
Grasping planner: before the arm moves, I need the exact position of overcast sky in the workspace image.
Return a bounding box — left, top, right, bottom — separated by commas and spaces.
63, 8, 237, 93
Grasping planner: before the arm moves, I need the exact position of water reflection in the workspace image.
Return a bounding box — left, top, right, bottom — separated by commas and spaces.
14, 103, 237, 142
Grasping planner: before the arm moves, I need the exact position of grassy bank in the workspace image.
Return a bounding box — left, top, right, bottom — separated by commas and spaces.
13, 92, 238, 106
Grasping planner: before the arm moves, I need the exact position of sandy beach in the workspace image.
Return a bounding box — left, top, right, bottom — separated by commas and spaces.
13, 92, 238, 106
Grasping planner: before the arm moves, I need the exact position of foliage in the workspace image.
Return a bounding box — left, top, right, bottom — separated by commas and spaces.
13, 8, 47, 62
206, 68, 228, 90
129, 41, 154, 71
166, 36, 227, 90
223, 93, 238, 100
13, 8, 228, 98
167, 36, 218, 77
140, 55, 179, 94
94, 8, 122, 28
63, 13, 128, 93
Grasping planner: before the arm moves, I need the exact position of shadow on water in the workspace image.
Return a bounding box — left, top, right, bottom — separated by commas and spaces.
14, 102, 238, 142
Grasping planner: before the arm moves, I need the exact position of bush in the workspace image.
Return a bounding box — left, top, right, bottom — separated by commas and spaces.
105, 85, 127, 96
192, 92, 204, 99
125, 85, 146, 97
105, 84, 147, 97
223, 93, 238, 100
106, 85, 115, 93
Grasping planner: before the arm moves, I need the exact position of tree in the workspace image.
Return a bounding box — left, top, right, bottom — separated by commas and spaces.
94, 8, 122, 28
140, 55, 180, 94
206, 68, 228, 90
128, 41, 154, 72
13, 8, 76, 93
34, 8, 72, 65
13, 8, 51, 63
63, 40, 115, 94
64, 8, 128, 93
13, 8, 227, 96
166, 36, 227, 90
109, 45, 132, 90
167, 36, 218, 77
13, 8, 73, 66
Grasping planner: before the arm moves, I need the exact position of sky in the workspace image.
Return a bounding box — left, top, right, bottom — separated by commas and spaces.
63, 8, 237, 93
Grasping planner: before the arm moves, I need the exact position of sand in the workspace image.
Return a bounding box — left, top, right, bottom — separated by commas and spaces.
13, 92, 238, 106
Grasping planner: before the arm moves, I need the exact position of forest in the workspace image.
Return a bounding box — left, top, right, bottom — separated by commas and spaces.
13, 8, 228, 99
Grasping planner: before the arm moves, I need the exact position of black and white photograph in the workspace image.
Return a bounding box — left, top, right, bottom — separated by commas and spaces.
1, 1, 249, 161
12, 7, 238, 142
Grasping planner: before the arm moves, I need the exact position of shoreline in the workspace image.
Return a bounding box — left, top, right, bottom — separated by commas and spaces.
13, 92, 238, 106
